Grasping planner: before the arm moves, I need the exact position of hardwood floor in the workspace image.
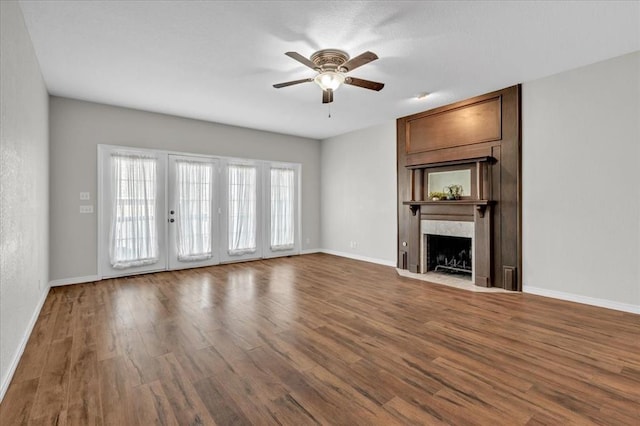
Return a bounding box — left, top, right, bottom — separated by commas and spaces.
1, 253, 639, 425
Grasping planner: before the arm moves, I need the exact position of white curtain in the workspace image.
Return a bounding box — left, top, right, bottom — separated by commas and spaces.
228, 164, 257, 255
270, 168, 295, 250
109, 154, 158, 268
176, 160, 213, 261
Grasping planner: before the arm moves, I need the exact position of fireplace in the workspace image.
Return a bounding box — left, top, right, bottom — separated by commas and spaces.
397, 86, 522, 290
421, 220, 475, 282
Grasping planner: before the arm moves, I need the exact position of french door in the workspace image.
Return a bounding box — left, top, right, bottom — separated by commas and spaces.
98, 146, 300, 279
167, 155, 219, 270
98, 147, 168, 278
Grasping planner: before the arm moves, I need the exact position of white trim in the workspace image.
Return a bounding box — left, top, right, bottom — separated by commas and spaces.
523, 286, 640, 315
0, 285, 50, 402
301, 248, 321, 255
319, 249, 396, 267
49, 275, 99, 287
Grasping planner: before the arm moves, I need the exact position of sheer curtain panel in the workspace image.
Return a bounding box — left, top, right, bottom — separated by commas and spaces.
109, 154, 159, 268
176, 160, 213, 261
228, 165, 257, 255
270, 168, 295, 250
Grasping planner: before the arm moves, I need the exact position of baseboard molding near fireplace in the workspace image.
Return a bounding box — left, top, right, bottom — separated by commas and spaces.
320, 249, 396, 267
523, 286, 640, 314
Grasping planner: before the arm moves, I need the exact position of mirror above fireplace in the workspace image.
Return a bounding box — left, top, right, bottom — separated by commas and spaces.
427, 169, 471, 197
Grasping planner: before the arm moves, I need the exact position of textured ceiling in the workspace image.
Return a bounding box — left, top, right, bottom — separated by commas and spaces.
18, 1, 640, 140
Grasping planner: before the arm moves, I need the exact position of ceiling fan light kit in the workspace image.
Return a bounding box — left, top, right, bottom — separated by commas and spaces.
314, 71, 345, 91
274, 48, 384, 104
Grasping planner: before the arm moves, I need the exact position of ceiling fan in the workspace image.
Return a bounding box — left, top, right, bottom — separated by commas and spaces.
273, 49, 384, 104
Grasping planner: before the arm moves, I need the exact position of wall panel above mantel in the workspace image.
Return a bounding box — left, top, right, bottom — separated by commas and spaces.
406, 95, 502, 156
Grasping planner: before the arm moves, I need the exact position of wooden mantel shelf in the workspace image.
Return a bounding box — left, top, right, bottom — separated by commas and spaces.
403, 199, 495, 217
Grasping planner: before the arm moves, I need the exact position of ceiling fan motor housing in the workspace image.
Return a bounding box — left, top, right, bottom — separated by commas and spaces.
310, 49, 350, 72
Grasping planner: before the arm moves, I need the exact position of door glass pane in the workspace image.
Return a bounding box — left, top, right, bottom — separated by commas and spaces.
109, 154, 158, 268
176, 160, 212, 261
228, 165, 257, 255
270, 168, 295, 250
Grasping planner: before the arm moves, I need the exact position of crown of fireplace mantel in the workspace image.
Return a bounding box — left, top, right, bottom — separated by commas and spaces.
403, 200, 495, 217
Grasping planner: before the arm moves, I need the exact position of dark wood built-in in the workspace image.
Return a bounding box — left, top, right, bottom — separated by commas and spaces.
405, 97, 502, 157
2, 255, 638, 424
397, 85, 521, 290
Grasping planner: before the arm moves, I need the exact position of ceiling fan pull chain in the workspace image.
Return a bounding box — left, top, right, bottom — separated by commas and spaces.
328, 102, 331, 118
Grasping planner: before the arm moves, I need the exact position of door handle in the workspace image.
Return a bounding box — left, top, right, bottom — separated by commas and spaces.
169, 218, 175, 223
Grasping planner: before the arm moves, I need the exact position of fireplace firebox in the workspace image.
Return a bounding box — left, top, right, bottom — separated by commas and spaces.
426, 235, 472, 276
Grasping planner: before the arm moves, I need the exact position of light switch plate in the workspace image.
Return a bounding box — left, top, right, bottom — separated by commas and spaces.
79, 205, 94, 214
80, 192, 90, 200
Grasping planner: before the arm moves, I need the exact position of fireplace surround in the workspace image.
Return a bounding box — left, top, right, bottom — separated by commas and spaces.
421, 220, 474, 282
396, 85, 521, 290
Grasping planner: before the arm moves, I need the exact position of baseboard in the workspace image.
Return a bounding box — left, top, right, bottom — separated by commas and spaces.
300, 248, 321, 255
49, 275, 99, 287
0, 284, 50, 402
523, 286, 640, 315
318, 249, 396, 267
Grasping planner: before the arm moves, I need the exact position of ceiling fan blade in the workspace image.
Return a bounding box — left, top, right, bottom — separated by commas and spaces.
339, 51, 378, 72
273, 78, 314, 88
344, 77, 384, 91
285, 52, 318, 70
322, 89, 334, 104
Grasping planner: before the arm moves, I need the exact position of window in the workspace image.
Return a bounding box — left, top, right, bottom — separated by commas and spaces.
109, 154, 158, 268
270, 167, 295, 250
228, 164, 257, 255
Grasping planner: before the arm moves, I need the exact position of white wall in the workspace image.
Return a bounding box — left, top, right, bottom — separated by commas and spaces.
0, 1, 50, 399
320, 121, 397, 265
49, 97, 320, 282
522, 51, 640, 313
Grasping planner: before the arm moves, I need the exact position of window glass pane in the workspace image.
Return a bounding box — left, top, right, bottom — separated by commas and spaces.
176, 160, 212, 261
228, 165, 257, 254
109, 154, 158, 268
270, 168, 295, 250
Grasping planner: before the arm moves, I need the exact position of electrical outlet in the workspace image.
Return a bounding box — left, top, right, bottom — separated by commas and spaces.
80, 192, 90, 200
79, 205, 94, 214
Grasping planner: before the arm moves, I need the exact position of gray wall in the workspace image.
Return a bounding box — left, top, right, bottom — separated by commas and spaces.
320, 121, 397, 265
0, 1, 50, 397
49, 97, 320, 281
318, 52, 639, 312
522, 51, 640, 311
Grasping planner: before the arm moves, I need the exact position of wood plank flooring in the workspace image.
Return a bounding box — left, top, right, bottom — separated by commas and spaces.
1, 253, 639, 425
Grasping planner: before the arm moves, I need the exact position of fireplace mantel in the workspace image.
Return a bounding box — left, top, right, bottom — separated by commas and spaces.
403, 200, 495, 217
